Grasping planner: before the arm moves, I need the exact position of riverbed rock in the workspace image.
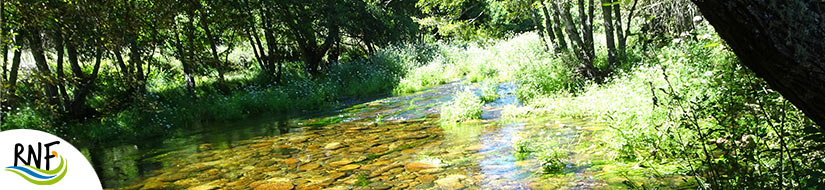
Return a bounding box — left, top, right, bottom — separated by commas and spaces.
399, 132, 429, 140
369, 163, 402, 177
296, 183, 327, 190
284, 158, 300, 165
416, 175, 435, 183
187, 180, 223, 190
254, 182, 294, 190
434, 175, 466, 189
325, 142, 344, 150
329, 159, 353, 167
338, 164, 360, 171
404, 162, 437, 172
367, 182, 392, 190
299, 163, 320, 171
289, 136, 309, 143
367, 146, 389, 154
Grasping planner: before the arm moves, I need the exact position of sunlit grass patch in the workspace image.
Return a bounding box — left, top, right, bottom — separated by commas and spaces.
440, 88, 484, 125
479, 82, 499, 103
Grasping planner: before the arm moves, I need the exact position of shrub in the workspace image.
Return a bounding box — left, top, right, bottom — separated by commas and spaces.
440, 88, 484, 124
479, 82, 499, 103
538, 144, 566, 174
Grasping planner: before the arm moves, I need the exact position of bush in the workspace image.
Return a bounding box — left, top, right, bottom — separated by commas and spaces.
479, 82, 499, 103
538, 144, 566, 174
440, 88, 484, 124
515, 54, 582, 101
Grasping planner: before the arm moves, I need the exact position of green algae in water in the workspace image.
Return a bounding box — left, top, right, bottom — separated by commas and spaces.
304, 116, 345, 127
355, 174, 371, 186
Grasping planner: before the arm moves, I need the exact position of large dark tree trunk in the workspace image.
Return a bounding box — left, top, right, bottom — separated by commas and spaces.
68, 49, 102, 117
691, 0, 825, 128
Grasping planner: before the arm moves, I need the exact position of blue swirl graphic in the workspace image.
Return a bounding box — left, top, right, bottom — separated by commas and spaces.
4, 166, 57, 180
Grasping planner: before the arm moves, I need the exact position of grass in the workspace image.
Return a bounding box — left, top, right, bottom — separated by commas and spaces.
479, 82, 499, 103
440, 88, 484, 125
538, 143, 565, 174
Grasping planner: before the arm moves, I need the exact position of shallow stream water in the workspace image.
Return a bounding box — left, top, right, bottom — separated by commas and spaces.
96, 82, 665, 190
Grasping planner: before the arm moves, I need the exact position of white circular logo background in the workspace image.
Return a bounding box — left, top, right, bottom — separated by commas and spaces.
0, 129, 102, 189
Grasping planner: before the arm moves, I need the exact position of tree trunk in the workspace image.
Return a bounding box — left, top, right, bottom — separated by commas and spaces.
113, 49, 130, 77
579, 0, 594, 58
245, 29, 265, 71
176, 23, 197, 97
624, 0, 638, 49
691, 0, 825, 128
6, 38, 20, 107
54, 30, 69, 109
587, 0, 595, 54
614, 1, 625, 57
129, 41, 145, 92
601, 0, 617, 68
27, 27, 60, 106
551, 1, 591, 64
67, 36, 83, 78
548, 3, 568, 51
68, 49, 102, 117
201, 15, 225, 84
0, 0, 5, 80
529, 4, 550, 51
552, 1, 599, 80
539, 0, 559, 52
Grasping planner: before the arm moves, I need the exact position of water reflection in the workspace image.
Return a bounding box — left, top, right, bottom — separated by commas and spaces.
92, 116, 295, 187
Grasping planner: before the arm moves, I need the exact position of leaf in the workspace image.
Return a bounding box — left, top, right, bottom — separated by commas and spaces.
703, 43, 721, 48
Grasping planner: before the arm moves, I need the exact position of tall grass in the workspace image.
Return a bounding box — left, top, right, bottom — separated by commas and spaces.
440, 88, 484, 124
394, 33, 580, 97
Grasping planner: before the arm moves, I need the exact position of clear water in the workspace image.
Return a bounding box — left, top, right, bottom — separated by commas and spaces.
94, 81, 678, 190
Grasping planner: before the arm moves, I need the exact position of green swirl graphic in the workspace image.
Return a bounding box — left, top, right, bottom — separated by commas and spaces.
4, 156, 68, 185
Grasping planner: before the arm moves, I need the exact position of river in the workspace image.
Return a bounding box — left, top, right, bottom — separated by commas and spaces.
95, 82, 685, 190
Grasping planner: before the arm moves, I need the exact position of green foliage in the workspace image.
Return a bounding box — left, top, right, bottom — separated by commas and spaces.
440, 88, 484, 124
479, 82, 499, 103
515, 54, 583, 101
514, 139, 533, 161
538, 144, 566, 174
395, 32, 575, 95
415, 0, 533, 41
1, 45, 414, 144
505, 24, 823, 188
355, 174, 371, 186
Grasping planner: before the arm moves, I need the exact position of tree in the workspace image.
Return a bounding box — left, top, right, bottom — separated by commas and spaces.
550, 1, 598, 80
601, 0, 617, 67
691, 0, 825, 128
